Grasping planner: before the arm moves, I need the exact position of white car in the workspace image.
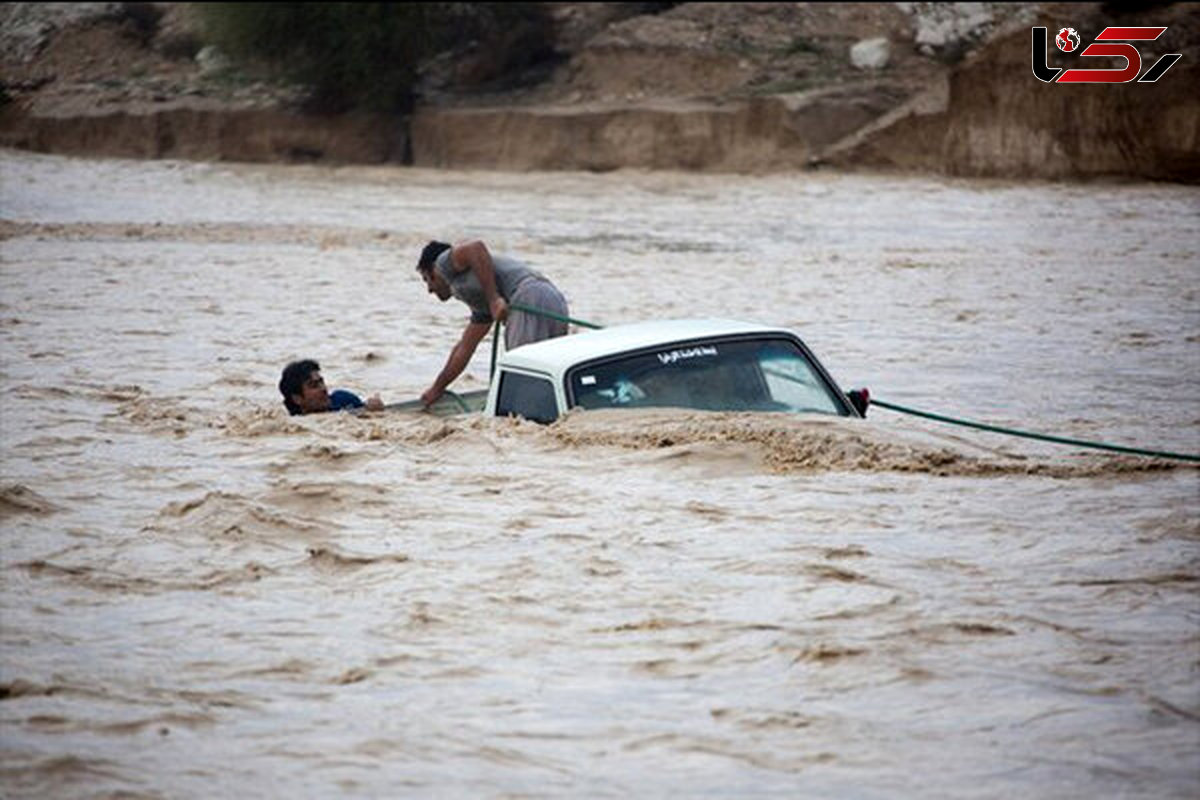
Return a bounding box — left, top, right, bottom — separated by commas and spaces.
431, 318, 866, 423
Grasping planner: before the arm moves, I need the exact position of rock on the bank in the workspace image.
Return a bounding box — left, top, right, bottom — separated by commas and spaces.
850, 38, 891, 70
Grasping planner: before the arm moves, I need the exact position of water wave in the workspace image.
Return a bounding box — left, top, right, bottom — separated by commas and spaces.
210, 405, 1193, 478
542, 409, 1188, 478
0, 485, 60, 517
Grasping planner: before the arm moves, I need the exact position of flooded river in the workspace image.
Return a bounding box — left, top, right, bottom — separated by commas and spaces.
1, 149, 1198, 798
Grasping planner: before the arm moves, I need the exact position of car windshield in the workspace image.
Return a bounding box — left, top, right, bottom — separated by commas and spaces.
568, 336, 848, 416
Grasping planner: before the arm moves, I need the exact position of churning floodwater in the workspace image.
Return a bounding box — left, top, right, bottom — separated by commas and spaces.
1, 149, 1197, 798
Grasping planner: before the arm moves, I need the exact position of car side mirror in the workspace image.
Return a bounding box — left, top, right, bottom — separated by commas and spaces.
847, 387, 870, 417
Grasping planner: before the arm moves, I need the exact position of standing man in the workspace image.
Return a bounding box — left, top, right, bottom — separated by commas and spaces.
416, 239, 569, 407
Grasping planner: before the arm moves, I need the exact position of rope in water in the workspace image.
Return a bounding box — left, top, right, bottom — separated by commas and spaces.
498, 304, 1200, 463
870, 399, 1199, 463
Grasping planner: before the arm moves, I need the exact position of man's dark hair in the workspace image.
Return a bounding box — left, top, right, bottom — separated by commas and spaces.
417, 240, 451, 272
279, 359, 320, 416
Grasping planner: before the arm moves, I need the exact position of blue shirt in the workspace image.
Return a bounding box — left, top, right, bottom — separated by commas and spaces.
329, 389, 364, 412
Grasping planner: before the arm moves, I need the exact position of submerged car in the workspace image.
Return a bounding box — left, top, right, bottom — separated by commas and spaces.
428, 319, 867, 423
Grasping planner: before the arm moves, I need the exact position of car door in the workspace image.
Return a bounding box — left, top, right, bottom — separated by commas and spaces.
493, 369, 560, 423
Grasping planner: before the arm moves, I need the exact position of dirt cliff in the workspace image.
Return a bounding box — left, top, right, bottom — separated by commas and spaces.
823, 3, 1200, 180
1, 2, 1196, 181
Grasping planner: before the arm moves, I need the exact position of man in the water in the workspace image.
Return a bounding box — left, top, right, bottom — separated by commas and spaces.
279, 359, 383, 415
416, 239, 569, 407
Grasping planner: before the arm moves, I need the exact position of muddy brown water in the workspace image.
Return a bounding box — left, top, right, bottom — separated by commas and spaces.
1, 149, 1198, 798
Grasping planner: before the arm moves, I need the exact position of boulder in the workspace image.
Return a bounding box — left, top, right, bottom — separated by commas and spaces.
850, 38, 891, 70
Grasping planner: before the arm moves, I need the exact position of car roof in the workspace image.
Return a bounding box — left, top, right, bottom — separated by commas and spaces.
498, 318, 797, 375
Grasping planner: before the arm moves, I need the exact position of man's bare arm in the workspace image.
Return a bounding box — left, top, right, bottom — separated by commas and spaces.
422, 321, 492, 406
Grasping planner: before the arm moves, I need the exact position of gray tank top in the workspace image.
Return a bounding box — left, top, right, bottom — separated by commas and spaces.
435, 250, 549, 323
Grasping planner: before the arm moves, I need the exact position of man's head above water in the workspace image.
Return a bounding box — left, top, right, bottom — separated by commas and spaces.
279, 359, 330, 415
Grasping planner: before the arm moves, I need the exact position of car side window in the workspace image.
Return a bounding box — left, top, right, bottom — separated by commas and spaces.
495, 371, 558, 424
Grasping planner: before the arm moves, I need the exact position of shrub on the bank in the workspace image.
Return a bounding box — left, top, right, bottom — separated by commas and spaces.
196, 3, 554, 113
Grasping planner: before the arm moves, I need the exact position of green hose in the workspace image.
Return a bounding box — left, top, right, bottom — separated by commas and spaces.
443, 389, 471, 414
490, 303, 604, 379
509, 302, 603, 330
489, 320, 500, 382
